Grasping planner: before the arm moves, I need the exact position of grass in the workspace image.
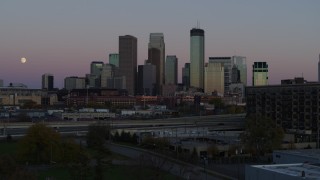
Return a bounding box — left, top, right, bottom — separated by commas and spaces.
0, 140, 18, 156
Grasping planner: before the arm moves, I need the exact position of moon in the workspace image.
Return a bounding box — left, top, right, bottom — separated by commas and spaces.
21, 57, 27, 63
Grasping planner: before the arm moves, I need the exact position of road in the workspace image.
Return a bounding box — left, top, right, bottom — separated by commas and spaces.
107, 143, 234, 180
0, 114, 245, 137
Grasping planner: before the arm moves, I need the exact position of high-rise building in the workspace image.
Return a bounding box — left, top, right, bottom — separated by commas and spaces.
182, 63, 190, 89
231, 56, 247, 85
42, 73, 54, 90
252, 62, 268, 86
109, 53, 119, 68
100, 64, 115, 88
165, 55, 178, 85
231, 65, 240, 83
90, 61, 104, 76
119, 35, 137, 95
137, 64, 156, 96
0, 79, 3, 87
209, 56, 247, 93
64, 76, 86, 90
147, 33, 165, 94
209, 57, 231, 92
204, 62, 224, 95
190, 28, 205, 90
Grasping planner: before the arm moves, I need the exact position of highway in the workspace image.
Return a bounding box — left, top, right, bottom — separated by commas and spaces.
0, 114, 245, 137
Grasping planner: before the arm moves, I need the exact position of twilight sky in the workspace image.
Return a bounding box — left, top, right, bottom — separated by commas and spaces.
0, 0, 319, 88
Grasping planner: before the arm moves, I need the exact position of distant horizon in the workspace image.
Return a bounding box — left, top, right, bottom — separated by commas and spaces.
1, 0, 319, 89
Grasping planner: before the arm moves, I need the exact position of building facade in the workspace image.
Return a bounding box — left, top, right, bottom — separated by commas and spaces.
246, 80, 320, 144
41, 73, 54, 90
137, 64, 156, 96
109, 53, 119, 68
252, 62, 268, 86
165, 55, 178, 85
182, 63, 190, 89
119, 35, 137, 95
147, 33, 165, 94
190, 28, 205, 90
64, 76, 86, 90
204, 62, 224, 95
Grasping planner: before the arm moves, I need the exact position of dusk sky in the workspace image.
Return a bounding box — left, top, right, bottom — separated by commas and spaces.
1, 0, 319, 88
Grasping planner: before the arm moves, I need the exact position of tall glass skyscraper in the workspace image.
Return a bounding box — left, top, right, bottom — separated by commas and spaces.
147, 33, 165, 95
190, 28, 205, 89
165, 55, 178, 85
109, 53, 119, 68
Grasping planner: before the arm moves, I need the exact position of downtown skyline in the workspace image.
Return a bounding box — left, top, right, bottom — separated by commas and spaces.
0, 0, 320, 88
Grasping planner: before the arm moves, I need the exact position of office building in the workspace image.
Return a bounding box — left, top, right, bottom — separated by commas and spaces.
109, 53, 119, 68
231, 56, 247, 85
190, 28, 205, 89
209, 56, 247, 93
90, 61, 104, 76
119, 35, 137, 95
252, 62, 268, 86
0, 79, 3, 87
147, 33, 165, 94
100, 64, 115, 88
165, 55, 178, 85
137, 64, 156, 96
204, 62, 224, 95
231, 65, 240, 83
41, 73, 54, 90
182, 63, 190, 89
64, 76, 86, 90
246, 78, 320, 145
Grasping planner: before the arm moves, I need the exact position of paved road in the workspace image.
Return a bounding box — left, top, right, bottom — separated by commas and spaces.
107, 143, 234, 180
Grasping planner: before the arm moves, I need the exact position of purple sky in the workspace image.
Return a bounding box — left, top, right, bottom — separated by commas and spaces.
0, 0, 319, 88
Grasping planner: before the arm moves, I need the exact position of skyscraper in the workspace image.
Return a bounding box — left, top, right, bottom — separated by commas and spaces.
182, 63, 190, 89
190, 28, 205, 89
165, 55, 178, 85
252, 62, 268, 86
119, 35, 137, 95
137, 63, 156, 96
209, 56, 247, 93
42, 73, 54, 90
204, 62, 224, 95
100, 64, 115, 88
90, 61, 104, 76
147, 33, 165, 95
109, 53, 119, 68
231, 56, 247, 85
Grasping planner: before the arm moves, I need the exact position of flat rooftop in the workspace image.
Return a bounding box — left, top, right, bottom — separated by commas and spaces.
274, 149, 320, 161
252, 163, 320, 179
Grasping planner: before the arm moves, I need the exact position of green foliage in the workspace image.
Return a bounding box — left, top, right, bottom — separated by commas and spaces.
226, 105, 244, 114
86, 122, 111, 149
112, 130, 138, 144
0, 154, 36, 180
208, 98, 224, 108
17, 123, 61, 164
141, 137, 170, 151
241, 115, 284, 156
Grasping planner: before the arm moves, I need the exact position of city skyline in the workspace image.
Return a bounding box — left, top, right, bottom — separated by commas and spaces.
0, 0, 319, 88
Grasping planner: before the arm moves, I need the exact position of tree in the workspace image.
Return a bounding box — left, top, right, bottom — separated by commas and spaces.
17, 123, 61, 164
86, 122, 111, 180
240, 115, 284, 156
208, 98, 224, 109
86, 122, 111, 149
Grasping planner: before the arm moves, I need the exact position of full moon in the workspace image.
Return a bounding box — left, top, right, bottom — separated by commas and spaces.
21, 57, 27, 63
